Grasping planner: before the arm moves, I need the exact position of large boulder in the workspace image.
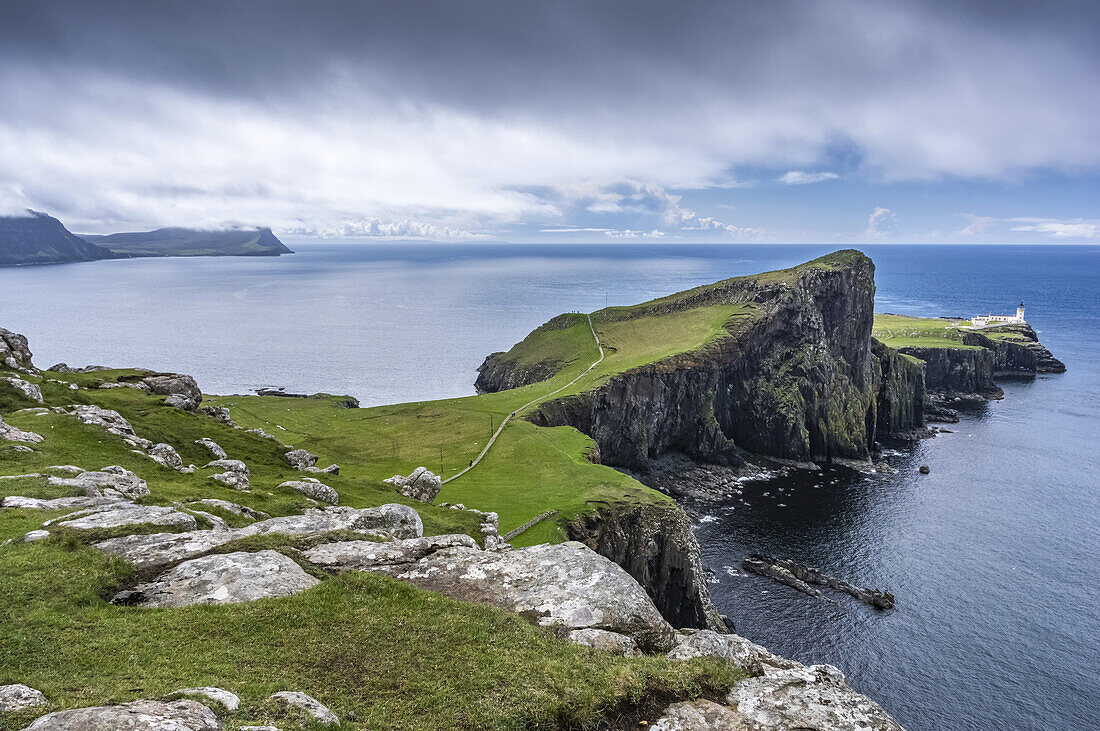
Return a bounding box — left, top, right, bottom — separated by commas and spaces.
48, 466, 150, 500
189, 498, 268, 520
62, 405, 152, 448
303, 534, 478, 571
115, 550, 318, 607
0, 327, 35, 371
351, 540, 675, 652
169, 688, 239, 712
0, 415, 43, 443
668, 630, 801, 675
268, 692, 338, 726
0, 683, 47, 712
94, 505, 424, 568
206, 460, 250, 490
195, 438, 227, 459
142, 373, 202, 411
383, 466, 442, 503
284, 448, 317, 470
568, 628, 642, 657
53, 504, 196, 532
279, 479, 338, 505
23, 698, 220, 730
3, 495, 129, 510
2, 376, 43, 403
149, 443, 186, 471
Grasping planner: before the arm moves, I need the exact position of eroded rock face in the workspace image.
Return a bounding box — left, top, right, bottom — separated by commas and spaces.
279, 479, 338, 505
49, 466, 150, 500
0, 327, 35, 371
2, 376, 43, 403
668, 630, 800, 675
116, 550, 318, 607
0, 683, 47, 712
303, 534, 478, 572
383, 466, 442, 503
727, 664, 904, 730
143, 373, 202, 411
387, 541, 676, 652
268, 692, 338, 726
0, 415, 43, 443
54, 504, 196, 532
23, 698, 221, 730
652, 699, 750, 730
568, 628, 642, 657
195, 438, 227, 459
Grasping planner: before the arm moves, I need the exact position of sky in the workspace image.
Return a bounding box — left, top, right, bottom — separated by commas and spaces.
1, 0, 1098, 243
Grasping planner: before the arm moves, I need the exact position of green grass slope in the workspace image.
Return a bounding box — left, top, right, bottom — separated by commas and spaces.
872, 313, 979, 349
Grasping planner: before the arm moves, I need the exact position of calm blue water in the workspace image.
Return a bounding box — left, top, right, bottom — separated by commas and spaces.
1, 243, 1097, 730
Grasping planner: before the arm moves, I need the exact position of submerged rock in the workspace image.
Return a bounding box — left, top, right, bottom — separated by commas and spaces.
383, 466, 442, 503
268, 692, 338, 726
115, 550, 318, 607
23, 698, 220, 730
0, 683, 47, 712
741, 555, 895, 609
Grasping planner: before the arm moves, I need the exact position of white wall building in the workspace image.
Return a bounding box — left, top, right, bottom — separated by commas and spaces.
972, 303, 1025, 328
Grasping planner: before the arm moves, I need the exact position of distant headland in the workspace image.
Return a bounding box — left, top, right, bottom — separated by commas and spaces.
0, 210, 292, 266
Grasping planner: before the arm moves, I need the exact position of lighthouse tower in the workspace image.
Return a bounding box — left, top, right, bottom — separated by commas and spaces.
1016, 302, 1026, 322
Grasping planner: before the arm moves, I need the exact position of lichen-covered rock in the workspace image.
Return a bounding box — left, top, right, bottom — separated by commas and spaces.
143, 373, 202, 410
0, 415, 43, 443
149, 443, 186, 471
195, 438, 227, 459
268, 692, 338, 726
199, 406, 236, 426
211, 471, 249, 490
23, 698, 220, 730
668, 630, 801, 675
303, 534, 478, 571
204, 459, 249, 474
3, 495, 129, 510
279, 479, 338, 505
115, 550, 318, 607
62, 405, 152, 448
651, 699, 749, 730
54, 504, 197, 531
0, 683, 47, 712
2, 376, 43, 403
387, 541, 676, 652
285, 448, 318, 470
383, 466, 442, 503
95, 505, 423, 568
0, 327, 35, 371
49, 465, 150, 500
190, 498, 268, 520
23, 529, 50, 542
169, 687, 240, 712
727, 664, 904, 730
568, 628, 642, 657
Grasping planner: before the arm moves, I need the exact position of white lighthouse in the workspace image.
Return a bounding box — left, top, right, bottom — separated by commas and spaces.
971, 302, 1026, 328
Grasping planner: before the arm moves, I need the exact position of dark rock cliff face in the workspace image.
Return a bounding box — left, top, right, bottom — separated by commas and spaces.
523, 254, 887, 471
963, 325, 1066, 376
566, 501, 728, 632
895, 344, 1002, 399
871, 339, 925, 438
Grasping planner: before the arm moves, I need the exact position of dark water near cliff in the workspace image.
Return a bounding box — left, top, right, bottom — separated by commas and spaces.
1, 243, 1097, 729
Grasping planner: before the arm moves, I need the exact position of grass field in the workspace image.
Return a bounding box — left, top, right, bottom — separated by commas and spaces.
872, 314, 979, 349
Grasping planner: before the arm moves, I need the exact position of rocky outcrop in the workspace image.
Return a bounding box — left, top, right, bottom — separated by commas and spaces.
895, 344, 1000, 399
268, 691, 338, 726
2, 376, 43, 403
742, 555, 895, 609
0, 683, 47, 712
60, 405, 154, 448
0, 327, 36, 371
140, 373, 202, 410
206, 459, 250, 491
871, 339, 925, 438
384, 466, 442, 503
567, 502, 727, 633
48, 465, 151, 500
169, 688, 240, 712
195, 438, 227, 459
149, 443, 187, 471
568, 628, 642, 657
303, 534, 479, 571
964, 324, 1066, 375
0, 415, 43, 443
667, 630, 801, 675
53, 504, 196, 532
279, 478, 339, 505
114, 550, 318, 607
23, 698, 220, 730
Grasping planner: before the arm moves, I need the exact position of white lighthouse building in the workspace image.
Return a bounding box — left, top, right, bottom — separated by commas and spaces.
971, 303, 1025, 328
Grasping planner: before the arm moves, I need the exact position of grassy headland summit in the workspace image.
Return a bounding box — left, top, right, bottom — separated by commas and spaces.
0, 251, 1063, 729
0, 211, 291, 266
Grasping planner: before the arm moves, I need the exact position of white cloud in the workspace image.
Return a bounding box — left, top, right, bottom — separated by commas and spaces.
539, 227, 612, 233
778, 171, 840, 185
603, 229, 666, 239
288, 217, 490, 240
865, 207, 898, 237
1008, 218, 1100, 239
953, 214, 996, 237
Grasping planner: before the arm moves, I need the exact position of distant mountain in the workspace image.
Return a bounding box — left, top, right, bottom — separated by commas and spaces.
82, 227, 293, 258
0, 211, 117, 266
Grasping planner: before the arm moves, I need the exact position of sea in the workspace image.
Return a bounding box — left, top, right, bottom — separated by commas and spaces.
1, 243, 1097, 730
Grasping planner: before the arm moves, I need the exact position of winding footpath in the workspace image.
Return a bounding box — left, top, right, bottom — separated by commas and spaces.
442, 314, 604, 485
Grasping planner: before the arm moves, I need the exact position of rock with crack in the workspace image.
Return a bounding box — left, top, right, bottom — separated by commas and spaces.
383, 466, 442, 503
23, 698, 220, 730
189, 498, 269, 520
204, 459, 249, 474
668, 630, 801, 675
188, 509, 229, 531
727, 664, 905, 730
279, 478, 338, 505
199, 405, 237, 427
195, 438, 227, 459
0, 683, 47, 712
149, 443, 188, 472
304, 534, 478, 571
62, 405, 153, 449
285, 448, 317, 470
142, 373, 202, 410
2, 376, 43, 403
0, 328, 35, 372
268, 692, 338, 726
53, 504, 197, 532
652, 699, 749, 730
169, 687, 240, 712
0, 415, 43, 443
48, 465, 150, 500
206, 459, 250, 491
568, 628, 642, 657
95, 504, 424, 568
114, 550, 318, 607
3, 495, 129, 511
